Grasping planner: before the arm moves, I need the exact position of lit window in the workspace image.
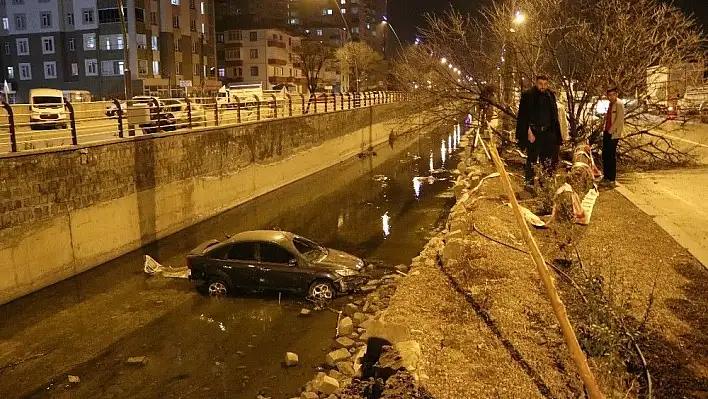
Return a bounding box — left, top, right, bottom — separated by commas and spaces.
151, 36, 158, 51
2, 17, 8, 30
218, 68, 225, 78
202, 23, 205, 33
201, 2, 205, 14
44, 61, 57, 79
341, 0, 346, 3
84, 33, 96, 50
152, 60, 160, 75
351, 7, 358, 14
7, 66, 14, 79
316, 29, 323, 36
341, 8, 346, 14
71, 63, 78, 76
171, 0, 179, 4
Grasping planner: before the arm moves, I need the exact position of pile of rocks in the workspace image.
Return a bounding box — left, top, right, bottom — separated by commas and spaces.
291, 269, 424, 399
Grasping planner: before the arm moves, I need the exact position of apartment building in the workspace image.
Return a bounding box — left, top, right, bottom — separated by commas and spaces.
216, 28, 306, 92
0, 0, 220, 102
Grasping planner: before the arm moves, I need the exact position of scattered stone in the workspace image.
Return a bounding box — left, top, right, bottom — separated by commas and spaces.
338, 317, 354, 336
410, 270, 421, 276
366, 320, 412, 344
355, 341, 366, 347
366, 279, 380, 286
299, 308, 312, 316
446, 229, 463, 240
327, 395, 338, 399
328, 369, 343, 380
300, 392, 318, 399
335, 336, 355, 349
360, 285, 377, 293
315, 375, 339, 395
284, 352, 299, 367
442, 238, 465, 266
325, 348, 351, 366
454, 184, 466, 200
394, 264, 409, 273
368, 304, 380, 314
349, 347, 357, 354
343, 303, 358, 316
126, 356, 148, 366
357, 328, 365, 334
352, 312, 368, 327
336, 361, 357, 377
68, 375, 80, 383
359, 319, 374, 330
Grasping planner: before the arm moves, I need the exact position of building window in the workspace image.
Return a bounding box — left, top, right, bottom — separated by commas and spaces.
341, 8, 346, 14
42, 37, 55, 54
11, 0, 23, 3
135, 8, 144, 23
71, 63, 78, 76
151, 36, 158, 51
150, 11, 157, 25
316, 29, 323, 36
16, 38, 29, 55
68, 38, 75, 51
192, 41, 198, 53
40, 12, 52, 28
175, 62, 182, 75
351, 7, 358, 14
341, 0, 346, 3
14, 14, 26, 30
19, 63, 31, 80
250, 66, 258, 76
172, 15, 179, 28
136, 34, 146, 49
249, 49, 258, 59
4, 43, 9, 55
288, 18, 298, 25
44, 61, 57, 79
152, 60, 160, 76
2, 17, 8, 30
249, 31, 257, 41
218, 68, 224, 78
174, 38, 181, 51
67, 13, 74, 26
85, 59, 98, 76
190, 20, 196, 31
352, 27, 360, 34
193, 63, 200, 75
7, 66, 14, 79
201, 23, 205, 33
171, 0, 179, 5
201, 2, 205, 14
216, 33, 224, 43
84, 33, 96, 50
138, 59, 148, 76
189, 0, 195, 9
83, 9, 95, 24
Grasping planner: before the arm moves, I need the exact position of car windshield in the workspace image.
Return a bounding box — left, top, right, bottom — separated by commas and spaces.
293, 236, 326, 261
33, 96, 62, 105
217, 93, 228, 97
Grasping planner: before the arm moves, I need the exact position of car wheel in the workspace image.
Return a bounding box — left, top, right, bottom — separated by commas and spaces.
207, 277, 229, 297
308, 280, 336, 300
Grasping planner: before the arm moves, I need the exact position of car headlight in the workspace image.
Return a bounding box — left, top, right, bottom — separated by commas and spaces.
335, 268, 359, 277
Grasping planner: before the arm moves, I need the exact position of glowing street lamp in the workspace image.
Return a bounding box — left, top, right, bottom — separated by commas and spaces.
440, 57, 447, 64
513, 10, 526, 25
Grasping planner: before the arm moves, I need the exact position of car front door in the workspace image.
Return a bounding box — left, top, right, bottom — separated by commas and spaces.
219, 242, 260, 290
256, 242, 313, 292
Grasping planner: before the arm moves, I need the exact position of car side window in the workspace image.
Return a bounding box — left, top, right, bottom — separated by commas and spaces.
226, 242, 257, 261
258, 242, 294, 264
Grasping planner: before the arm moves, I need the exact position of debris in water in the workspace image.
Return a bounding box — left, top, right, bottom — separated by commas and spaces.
144, 255, 189, 279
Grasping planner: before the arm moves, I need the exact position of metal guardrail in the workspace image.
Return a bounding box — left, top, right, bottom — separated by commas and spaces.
0, 91, 410, 154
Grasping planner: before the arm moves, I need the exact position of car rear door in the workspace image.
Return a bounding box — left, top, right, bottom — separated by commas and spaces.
256, 242, 313, 292
218, 242, 260, 289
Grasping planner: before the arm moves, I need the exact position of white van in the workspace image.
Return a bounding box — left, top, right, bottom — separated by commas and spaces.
29, 88, 68, 129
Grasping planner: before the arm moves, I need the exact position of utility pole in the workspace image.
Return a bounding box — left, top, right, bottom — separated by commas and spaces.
117, 0, 132, 99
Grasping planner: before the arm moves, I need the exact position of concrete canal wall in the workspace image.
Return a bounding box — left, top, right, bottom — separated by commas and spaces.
0, 103, 409, 304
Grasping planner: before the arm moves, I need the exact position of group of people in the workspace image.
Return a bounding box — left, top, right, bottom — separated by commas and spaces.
515, 74, 625, 189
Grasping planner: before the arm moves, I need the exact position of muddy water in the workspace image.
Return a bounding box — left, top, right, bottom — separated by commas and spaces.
1, 125, 463, 399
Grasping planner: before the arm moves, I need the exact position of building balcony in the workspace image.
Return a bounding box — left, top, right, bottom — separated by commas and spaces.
225, 59, 243, 66
292, 62, 302, 69
268, 58, 287, 66
267, 40, 287, 49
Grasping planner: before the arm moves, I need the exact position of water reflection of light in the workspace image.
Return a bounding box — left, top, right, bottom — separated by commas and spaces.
413, 178, 422, 198
429, 151, 434, 172
441, 140, 447, 166
337, 212, 345, 229
448, 134, 453, 154
219, 322, 226, 332
382, 212, 390, 237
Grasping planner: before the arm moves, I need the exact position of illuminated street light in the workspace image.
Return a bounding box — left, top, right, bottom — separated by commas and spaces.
441, 57, 447, 64
513, 10, 526, 25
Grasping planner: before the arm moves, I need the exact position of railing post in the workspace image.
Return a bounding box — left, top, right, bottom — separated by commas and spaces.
324, 93, 328, 112
286, 93, 292, 116
2, 101, 17, 152
214, 100, 219, 126
113, 99, 124, 138
254, 94, 261, 121
185, 97, 193, 129
311, 94, 317, 113
338, 93, 344, 110
300, 94, 305, 115
64, 100, 78, 145
235, 95, 241, 123
333, 92, 337, 111
150, 98, 162, 134
270, 94, 277, 118
347, 93, 351, 109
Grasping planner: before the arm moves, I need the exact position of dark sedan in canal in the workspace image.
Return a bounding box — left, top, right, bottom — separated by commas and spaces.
187, 230, 367, 299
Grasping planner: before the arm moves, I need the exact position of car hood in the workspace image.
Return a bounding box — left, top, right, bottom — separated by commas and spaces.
313, 249, 363, 271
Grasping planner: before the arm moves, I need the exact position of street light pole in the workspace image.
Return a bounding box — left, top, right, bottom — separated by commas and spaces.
117, 0, 132, 99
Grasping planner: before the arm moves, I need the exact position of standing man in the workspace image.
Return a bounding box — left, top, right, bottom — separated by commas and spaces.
601, 87, 624, 187
516, 74, 563, 188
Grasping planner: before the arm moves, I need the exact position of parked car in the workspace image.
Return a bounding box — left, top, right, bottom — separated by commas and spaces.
187, 230, 366, 299
29, 88, 68, 129
159, 98, 207, 128
105, 96, 153, 118
678, 85, 708, 115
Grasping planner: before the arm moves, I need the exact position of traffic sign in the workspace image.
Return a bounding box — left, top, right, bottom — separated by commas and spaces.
179, 80, 193, 87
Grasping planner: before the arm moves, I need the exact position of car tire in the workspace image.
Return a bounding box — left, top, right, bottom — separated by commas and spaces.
308, 279, 336, 301
206, 276, 230, 297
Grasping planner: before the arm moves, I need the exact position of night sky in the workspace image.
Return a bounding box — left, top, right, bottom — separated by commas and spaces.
388, 0, 708, 44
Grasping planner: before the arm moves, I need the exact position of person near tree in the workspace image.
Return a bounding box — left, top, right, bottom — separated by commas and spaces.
515, 74, 563, 188
601, 87, 625, 188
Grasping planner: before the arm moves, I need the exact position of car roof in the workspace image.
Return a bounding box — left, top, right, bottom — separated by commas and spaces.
227, 230, 294, 245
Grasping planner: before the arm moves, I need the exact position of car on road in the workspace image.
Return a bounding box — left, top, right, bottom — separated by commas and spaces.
678, 85, 708, 116
187, 230, 366, 300
159, 98, 207, 128
29, 88, 68, 130
105, 96, 153, 118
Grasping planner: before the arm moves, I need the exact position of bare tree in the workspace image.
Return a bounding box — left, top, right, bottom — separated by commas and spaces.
336, 42, 382, 92
294, 40, 335, 94
394, 0, 705, 166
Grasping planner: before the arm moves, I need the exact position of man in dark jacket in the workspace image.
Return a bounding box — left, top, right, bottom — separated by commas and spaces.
515, 75, 563, 187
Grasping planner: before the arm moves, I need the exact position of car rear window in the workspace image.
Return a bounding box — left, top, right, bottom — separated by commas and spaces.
226, 242, 257, 261
33, 96, 63, 104
259, 243, 294, 264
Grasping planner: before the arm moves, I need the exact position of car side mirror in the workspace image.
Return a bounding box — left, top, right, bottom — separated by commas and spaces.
288, 259, 297, 267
